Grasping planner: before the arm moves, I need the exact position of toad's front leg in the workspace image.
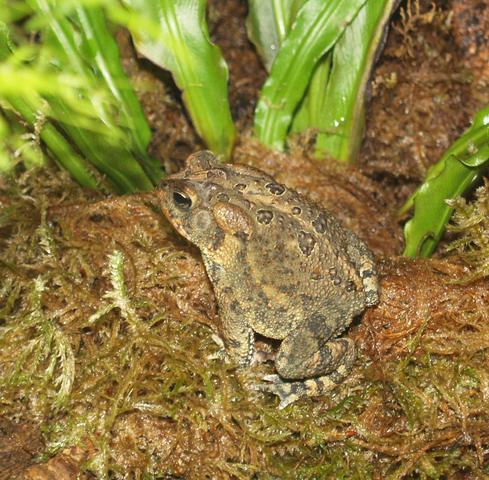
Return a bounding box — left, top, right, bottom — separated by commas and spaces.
211, 288, 258, 368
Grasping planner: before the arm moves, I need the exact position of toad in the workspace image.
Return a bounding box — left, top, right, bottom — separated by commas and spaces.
157, 151, 380, 408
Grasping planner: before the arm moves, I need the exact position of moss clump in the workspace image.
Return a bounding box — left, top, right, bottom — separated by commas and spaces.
446, 179, 489, 283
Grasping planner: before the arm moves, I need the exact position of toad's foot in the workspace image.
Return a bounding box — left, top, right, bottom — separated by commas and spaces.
254, 373, 344, 410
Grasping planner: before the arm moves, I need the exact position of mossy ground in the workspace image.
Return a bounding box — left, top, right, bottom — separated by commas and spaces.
1, 157, 489, 479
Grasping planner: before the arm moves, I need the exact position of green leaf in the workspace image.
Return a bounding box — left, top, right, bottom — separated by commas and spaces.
0, 113, 16, 173
72, 6, 163, 184
315, 0, 399, 163
122, 0, 236, 158
401, 104, 489, 257
0, 20, 16, 59
26, 0, 157, 193
246, 0, 308, 71
246, 0, 280, 72
254, 0, 368, 151
290, 52, 331, 133
0, 22, 100, 187
0, 0, 33, 23
48, 95, 156, 194
247, 0, 328, 133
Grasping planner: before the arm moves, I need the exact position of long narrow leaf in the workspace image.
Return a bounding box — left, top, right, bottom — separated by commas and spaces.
246, 0, 308, 71
27, 0, 156, 193
0, 23, 100, 188
1, 94, 100, 189
48, 95, 155, 194
254, 0, 368, 151
315, 0, 399, 163
122, 0, 236, 158
246, 0, 280, 71
290, 52, 331, 133
0, 115, 11, 173
400, 104, 489, 257
72, 6, 162, 184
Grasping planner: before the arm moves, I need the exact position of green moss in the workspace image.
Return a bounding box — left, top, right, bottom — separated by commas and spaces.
447, 179, 489, 283
1, 168, 489, 479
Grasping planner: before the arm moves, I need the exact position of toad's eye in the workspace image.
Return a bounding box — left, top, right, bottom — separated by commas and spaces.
173, 189, 192, 210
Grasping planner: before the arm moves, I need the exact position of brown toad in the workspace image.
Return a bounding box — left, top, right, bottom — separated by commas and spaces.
157, 151, 380, 408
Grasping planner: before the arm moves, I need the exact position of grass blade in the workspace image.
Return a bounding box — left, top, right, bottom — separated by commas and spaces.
1, 94, 101, 189
122, 0, 236, 158
2, 2, 161, 193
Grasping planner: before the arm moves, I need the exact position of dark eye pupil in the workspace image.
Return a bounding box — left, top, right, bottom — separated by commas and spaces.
173, 190, 192, 209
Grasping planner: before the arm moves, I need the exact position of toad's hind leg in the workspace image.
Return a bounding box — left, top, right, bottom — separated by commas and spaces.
254, 334, 357, 409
